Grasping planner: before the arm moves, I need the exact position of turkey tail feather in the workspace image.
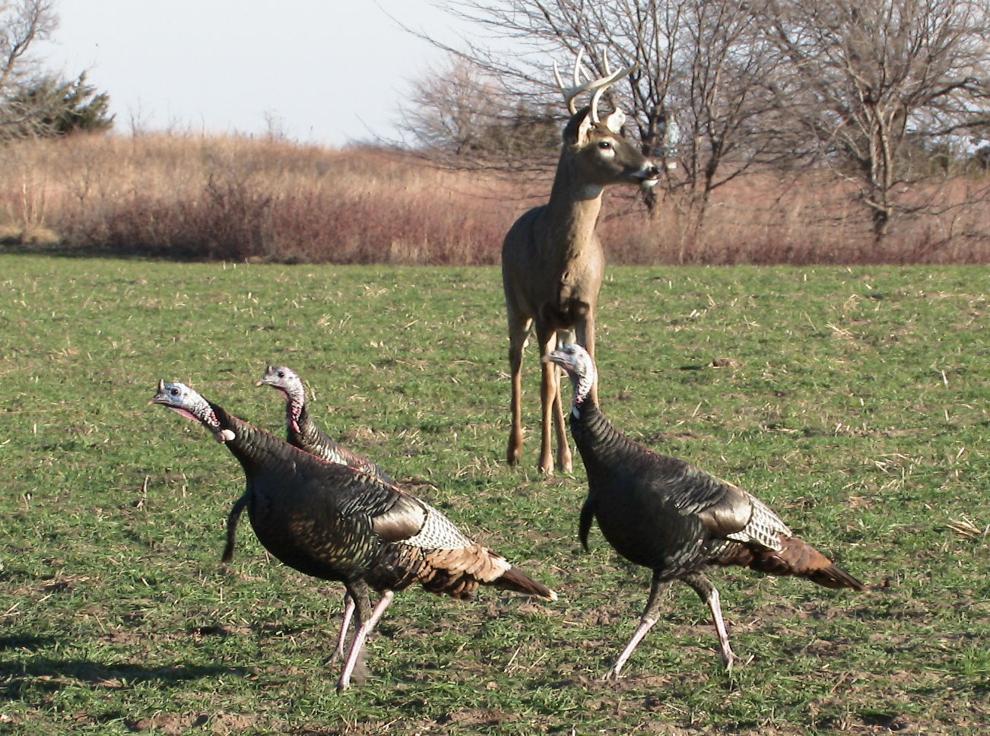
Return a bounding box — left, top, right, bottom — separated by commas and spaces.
391, 545, 557, 602
807, 561, 865, 591
752, 536, 864, 591
492, 566, 558, 601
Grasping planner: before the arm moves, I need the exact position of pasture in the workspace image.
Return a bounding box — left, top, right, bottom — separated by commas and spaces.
1, 254, 987, 734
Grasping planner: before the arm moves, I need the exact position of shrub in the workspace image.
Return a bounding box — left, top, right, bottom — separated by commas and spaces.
0, 132, 988, 264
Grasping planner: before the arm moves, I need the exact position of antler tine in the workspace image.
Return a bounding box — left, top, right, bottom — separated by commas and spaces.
572, 47, 586, 87
554, 48, 588, 115
554, 48, 636, 120
553, 60, 577, 115
591, 47, 614, 122
589, 50, 636, 124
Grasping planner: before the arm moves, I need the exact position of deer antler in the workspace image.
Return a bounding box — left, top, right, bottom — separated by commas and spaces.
553, 47, 636, 123
553, 48, 585, 115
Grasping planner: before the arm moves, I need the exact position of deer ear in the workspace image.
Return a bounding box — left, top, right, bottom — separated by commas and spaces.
603, 108, 625, 134
563, 106, 594, 146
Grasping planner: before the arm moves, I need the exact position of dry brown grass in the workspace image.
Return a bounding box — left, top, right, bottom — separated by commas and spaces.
0, 132, 988, 264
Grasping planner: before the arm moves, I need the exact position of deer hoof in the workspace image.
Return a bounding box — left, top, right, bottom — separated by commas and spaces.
506, 435, 524, 466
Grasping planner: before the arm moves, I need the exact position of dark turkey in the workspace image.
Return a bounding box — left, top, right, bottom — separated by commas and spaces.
547, 344, 863, 679
257, 365, 393, 479
152, 380, 556, 691
221, 365, 392, 565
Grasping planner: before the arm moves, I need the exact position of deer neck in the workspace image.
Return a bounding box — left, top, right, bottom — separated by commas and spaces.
545, 154, 604, 262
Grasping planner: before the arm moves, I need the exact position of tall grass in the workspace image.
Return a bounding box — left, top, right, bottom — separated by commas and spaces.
1, 132, 988, 264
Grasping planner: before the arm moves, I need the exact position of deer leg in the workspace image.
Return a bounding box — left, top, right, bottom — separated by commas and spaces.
576, 314, 599, 406
506, 316, 530, 467
552, 329, 574, 472
683, 572, 735, 671
537, 327, 559, 475
606, 573, 670, 681
337, 587, 394, 692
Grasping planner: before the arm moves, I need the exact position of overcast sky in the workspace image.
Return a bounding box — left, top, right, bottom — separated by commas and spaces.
36, 0, 466, 147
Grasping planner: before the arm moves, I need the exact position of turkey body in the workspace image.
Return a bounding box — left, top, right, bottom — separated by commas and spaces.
222, 366, 392, 565
214, 400, 553, 594
154, 381, 554, 691
549, 344, 863, 678
220, 410, 384, 581
573, 402, 860, 587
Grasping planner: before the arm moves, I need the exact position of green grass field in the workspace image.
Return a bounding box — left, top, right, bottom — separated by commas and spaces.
1, 255, 987, 735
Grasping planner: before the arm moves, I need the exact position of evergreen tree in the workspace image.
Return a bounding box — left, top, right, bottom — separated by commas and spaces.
4, 72, 113, 137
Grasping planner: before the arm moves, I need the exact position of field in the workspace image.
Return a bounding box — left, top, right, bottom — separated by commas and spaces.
1, 254, 988, 735
2, 134, 989, 266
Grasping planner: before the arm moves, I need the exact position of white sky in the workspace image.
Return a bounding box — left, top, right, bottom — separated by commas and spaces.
36, 0, 466, 147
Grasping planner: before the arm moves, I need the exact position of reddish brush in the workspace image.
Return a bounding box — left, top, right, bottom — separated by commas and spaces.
3, 133, 988, 264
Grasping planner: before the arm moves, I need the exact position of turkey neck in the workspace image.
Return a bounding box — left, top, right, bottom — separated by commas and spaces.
290, 403, 350, 465
569, 400, 641, 483
210, 401, 294, 474
287, 400, 314, 443
297, 406, 331, 450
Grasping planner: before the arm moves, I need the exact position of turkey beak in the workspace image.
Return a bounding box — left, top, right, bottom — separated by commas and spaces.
257, 366, 275, 387
149, 379, 166, 405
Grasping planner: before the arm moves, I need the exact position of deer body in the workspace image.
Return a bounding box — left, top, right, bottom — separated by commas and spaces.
502, 52, 659, 475
503, 162, 606, 333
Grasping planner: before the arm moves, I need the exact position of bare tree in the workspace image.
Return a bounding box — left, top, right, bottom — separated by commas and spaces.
397, 53, 561, 169
408, 1, 990, 247
410, 0, 780, 242
662, 0, 790, 239
753, 0, 990, 240
0, 0, 58, 137
399, 56, 502, 155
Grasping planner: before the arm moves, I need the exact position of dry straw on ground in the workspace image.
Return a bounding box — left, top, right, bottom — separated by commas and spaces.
1, 133, 988, 264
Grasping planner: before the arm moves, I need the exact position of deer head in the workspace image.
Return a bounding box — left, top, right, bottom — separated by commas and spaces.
553, 49, 659, 192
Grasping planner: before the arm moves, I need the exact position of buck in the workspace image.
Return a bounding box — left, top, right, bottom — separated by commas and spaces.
502, 50, 660, 475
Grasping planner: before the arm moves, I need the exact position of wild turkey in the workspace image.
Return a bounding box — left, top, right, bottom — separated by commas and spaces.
257, 365, 393, 479
546, 344, 863, 679
221, 365, 393, 565
152, 380, 556, 690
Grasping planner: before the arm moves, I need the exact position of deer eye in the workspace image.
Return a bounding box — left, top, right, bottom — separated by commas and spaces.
598, 140, 613, 150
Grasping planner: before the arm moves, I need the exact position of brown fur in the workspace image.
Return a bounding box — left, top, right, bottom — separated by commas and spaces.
502, 105, 658, 476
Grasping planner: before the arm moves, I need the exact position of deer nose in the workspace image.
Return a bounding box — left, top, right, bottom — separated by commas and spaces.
643, 163, 660, 179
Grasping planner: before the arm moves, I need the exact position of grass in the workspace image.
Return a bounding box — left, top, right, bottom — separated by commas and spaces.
0, 254, 988, 734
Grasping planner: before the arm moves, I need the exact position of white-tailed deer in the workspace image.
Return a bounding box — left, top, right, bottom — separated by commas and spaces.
502, 50, 659, 475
